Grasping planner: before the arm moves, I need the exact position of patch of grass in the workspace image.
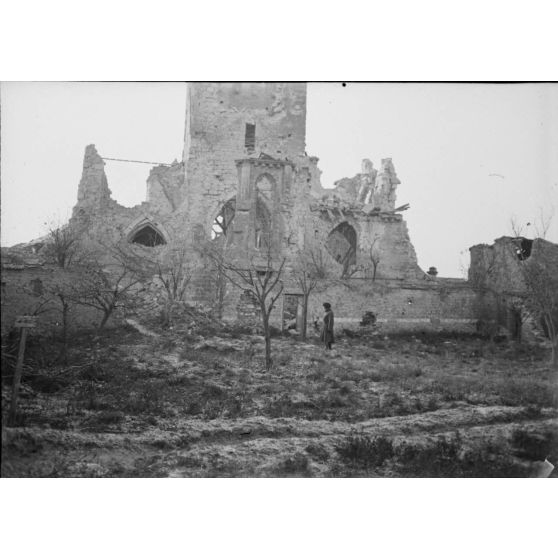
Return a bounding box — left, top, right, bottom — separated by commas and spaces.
26, 372, 71, 394
395, 435, 462, 477
511, 428, 558, 461
227, 324, 253, 337
152, 337, 177, 353
368, 363, 423, 383
499, 380, 557, 408
279, 453, 312, 476
264, 394, 316, 419
393, 433, 529, 477
83, 410, 125, 430
122, 383, 166, 415
276, 353, 292, 367
336, 434, 394, 468
305, 442, 330, 462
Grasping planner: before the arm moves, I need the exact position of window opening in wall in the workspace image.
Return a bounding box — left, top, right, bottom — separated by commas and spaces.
326, 221, 357, 275
212, 199, 236, 240
245, 123, 256, 152
512, 237, 533, 260
130, 224, 166, 246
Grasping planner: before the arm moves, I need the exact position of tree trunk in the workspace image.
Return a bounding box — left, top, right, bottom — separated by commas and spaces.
301, 293, 309, 342
60, 300, 69, 365
551, 332, 558, 371
163, 300, 173, 327
216, 272, 226, 320
98, 305, 114, 330
262, 312, 272, 371
543, 314, 558, 370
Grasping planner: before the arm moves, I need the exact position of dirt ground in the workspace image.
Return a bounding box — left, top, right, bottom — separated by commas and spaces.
2, 322, 557, 477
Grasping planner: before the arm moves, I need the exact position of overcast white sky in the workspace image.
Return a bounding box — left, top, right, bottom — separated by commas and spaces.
1, 82, 557, 277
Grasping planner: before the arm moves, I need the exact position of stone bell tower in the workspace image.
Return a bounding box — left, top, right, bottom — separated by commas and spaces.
181, 82, 307, 241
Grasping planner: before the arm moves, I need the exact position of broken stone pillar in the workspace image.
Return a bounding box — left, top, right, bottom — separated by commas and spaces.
74, 145, 112, 212
359, 159, 377, 205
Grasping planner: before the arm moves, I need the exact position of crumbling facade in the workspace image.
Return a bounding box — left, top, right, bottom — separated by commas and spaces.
468, 237, 558, 338
4, 82, 523, 335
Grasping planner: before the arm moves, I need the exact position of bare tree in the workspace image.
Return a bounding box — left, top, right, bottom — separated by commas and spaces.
42, 222, 87, 359
510, 217, 558, 367
206, 257, 228, 320
291, 246, 326, 341
203, 241, 285, 371
11, 273, 77, 363
43, 222, 85, 269
517, 240, 558, 368
48, 275, 78, 363
70, 245, 144, 330
133, 247, 195, 327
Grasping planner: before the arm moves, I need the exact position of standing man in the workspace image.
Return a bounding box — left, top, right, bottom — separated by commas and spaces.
321, 302, 335, 350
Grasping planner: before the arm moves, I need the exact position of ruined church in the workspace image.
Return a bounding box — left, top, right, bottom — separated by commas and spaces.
62, 82, 486, 331
12, 82, 545, 335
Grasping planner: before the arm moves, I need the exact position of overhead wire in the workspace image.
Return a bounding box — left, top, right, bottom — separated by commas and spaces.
101, 157, 170, 166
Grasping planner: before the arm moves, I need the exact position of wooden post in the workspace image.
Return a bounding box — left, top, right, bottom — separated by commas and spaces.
8, 316, 36, 426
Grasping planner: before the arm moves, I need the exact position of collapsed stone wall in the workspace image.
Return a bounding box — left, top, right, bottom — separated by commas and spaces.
469, 236, 558, 294
306, 157, 422, 281
469, 236, 558, 337
146, 161, 185, 213
70, 145, 178, 249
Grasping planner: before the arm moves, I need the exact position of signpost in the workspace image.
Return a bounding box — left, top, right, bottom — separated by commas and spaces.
8, 315, 37, 426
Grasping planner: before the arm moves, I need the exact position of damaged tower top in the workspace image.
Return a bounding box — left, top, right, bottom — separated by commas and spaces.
183, 83, 307, 164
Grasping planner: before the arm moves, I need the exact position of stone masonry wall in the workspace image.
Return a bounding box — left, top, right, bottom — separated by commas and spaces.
1, 266, 106, 335
307, 278, 489, 333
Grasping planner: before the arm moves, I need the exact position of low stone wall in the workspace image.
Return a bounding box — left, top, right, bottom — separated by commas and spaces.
214, 276, 493, 334
306, 278, 490, 334
2, 266, 110, 336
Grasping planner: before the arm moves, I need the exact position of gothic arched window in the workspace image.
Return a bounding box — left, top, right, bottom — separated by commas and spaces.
326, 222, 357, 273
130, 224, 166, 246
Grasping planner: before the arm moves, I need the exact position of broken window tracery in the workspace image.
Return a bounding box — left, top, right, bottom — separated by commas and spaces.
326, 222, 357, 274
212, 199, 236, 239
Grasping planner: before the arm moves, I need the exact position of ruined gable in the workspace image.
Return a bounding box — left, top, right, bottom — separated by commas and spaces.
308, 157, 421, 281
